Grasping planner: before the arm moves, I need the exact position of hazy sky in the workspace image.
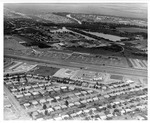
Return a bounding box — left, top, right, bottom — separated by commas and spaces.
4, 3, 147, 19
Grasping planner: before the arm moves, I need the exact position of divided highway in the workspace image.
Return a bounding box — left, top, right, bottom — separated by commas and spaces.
4, 54, 147, 77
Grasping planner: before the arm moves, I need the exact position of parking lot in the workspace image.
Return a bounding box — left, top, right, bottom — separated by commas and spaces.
129, 58, 147, 70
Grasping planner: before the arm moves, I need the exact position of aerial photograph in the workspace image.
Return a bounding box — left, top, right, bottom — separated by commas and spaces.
3, 2, 148, 120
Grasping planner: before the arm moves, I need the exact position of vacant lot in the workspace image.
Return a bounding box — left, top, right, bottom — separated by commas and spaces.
110, 74, 123, 80
4, 36, 28, 51
29, 65, 60, 76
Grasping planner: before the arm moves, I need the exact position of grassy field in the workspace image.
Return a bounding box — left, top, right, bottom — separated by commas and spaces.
4, 36, 28, 51
29, 65, 60, 76
110, 74, 123, 80
117, 27, 147, 33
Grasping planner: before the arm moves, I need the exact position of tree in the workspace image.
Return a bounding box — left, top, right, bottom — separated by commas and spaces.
65, 100, 69, 106
44, 110, 48, 115
43, 104, 47, 109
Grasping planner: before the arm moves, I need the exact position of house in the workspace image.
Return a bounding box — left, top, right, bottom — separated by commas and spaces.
54, 106, 61, 111
74, 101, 81, 106
39, 99, 46, 104
114, 101, 120, 105
31, 100, 38, 106
83, 109, 90, 113
104, 95, 110, 98
125, 108, 132, 113
32, 85, 38, 88
24, 93, 31, 97
61, 114, 69, 119
68, 86, 75, 90
54, 96, 61, 100
61, 105, 67, 109
45, 83, 51, 86
38, 84, 44, 87
99, 113, 107, 120
136, 116, 145, 120
53, 116, 62, 120
11, 88, 18, 92
107, 113, 113, 118
88, 83, 95, 88
93, 97, 99, 101
86, 98, 93, 103
60, 86, 67, 90
80, 100, 87, 104
23, 103, 30, 109
81, 91, 87, 95
37, 109, 45, 115
68, 103, 74, 107
15, 94, 23, 99
87, 90, 94, 94
5, 82, 12, 85
32, 91, 39, 96
70, 113, 77, 118
25, 86, 31, 90
31, 111, 39, 119
120, 109, 126, 115
47, 108, 54, 113
75, 92, 81, 96
4, 104, 12, 108
47, 98, 54, 103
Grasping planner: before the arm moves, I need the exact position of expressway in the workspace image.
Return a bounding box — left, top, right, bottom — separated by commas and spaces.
4, 53, 147, 77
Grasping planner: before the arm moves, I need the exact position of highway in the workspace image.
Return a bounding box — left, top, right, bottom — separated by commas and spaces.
4, 54, 147, 77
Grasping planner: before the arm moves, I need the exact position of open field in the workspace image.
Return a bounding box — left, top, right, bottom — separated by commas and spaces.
110, 75, 123, 80
4, 36, 28, 51
29, 65, 60, 76
117, 27, 147, 33
66, 53, 129, 68
37, 13, 74, 24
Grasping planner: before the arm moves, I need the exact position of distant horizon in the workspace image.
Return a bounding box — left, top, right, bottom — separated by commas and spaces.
4, 3, 147, 19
